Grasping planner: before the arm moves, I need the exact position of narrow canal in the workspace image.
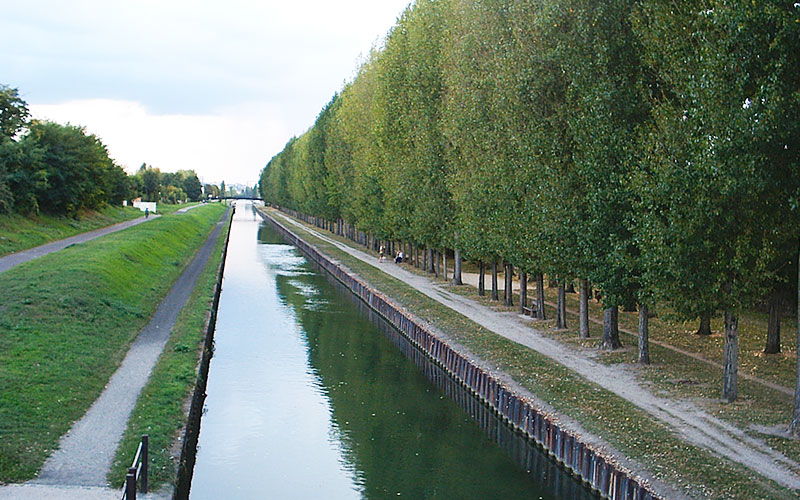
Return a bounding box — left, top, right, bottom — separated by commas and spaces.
188, 202, 596, 499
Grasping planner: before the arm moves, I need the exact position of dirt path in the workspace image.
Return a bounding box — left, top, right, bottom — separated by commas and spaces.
0, 215, 159, 274
271, 210, 800, 492
457, 272, 795, 398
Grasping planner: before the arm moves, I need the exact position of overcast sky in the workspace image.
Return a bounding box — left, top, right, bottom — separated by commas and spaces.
0, 0, 411, 186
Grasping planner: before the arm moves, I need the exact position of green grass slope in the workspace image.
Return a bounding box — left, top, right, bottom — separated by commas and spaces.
0, 203, 226, 482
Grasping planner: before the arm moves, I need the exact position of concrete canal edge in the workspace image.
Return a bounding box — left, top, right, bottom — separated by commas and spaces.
259, 209, 666, 500
172, 206, 235, 499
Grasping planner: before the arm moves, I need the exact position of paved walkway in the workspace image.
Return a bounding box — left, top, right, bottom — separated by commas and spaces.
268, 209, 800, 494
174, 203, 205, 214
0, 215, 158, 273
0, 208, 230, 499
0, 484, 165, 500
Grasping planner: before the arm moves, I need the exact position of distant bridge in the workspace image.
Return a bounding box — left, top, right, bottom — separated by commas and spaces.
208, 196, 264, 201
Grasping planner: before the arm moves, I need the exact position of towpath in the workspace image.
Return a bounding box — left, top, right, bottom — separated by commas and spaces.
0, 215, 158, 274
0, 208, 230, 500
268, 209, 800, 494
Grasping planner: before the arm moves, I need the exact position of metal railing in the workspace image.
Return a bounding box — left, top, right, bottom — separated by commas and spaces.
121, 434, 148, 500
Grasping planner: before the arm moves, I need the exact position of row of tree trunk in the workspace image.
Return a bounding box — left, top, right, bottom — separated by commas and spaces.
275, 207, 799, 435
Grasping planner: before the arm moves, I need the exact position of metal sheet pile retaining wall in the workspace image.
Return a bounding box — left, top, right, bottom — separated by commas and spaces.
261, 209, 664, 500
174, 207, 235, 500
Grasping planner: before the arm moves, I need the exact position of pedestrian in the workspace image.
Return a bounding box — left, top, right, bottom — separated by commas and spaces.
144, 207, 149, 218
379, 244, 386, 263
395, 251, 404, 264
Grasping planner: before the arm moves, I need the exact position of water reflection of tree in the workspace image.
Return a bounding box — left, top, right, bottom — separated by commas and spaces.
272, 255, 595, 500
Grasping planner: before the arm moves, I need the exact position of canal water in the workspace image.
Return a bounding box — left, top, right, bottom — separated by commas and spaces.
188, 203, 596, 499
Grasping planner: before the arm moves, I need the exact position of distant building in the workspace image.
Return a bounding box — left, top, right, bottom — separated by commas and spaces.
132, 200, 157, 213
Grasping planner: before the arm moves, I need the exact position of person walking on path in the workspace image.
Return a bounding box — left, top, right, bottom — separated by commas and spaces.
379, 244, 386, 263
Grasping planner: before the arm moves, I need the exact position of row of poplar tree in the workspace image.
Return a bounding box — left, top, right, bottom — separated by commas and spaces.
259, 0, 800, 429
0, 85, 206, 217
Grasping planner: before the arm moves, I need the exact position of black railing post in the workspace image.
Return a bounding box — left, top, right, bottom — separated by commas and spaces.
141, 434, 149, 493
126, 467, 137, 500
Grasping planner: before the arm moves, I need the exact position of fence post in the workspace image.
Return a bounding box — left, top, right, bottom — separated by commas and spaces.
126, 467, 137, 500
141, 434, 149, 493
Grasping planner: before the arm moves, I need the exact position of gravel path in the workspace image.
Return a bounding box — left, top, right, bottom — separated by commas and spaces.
271, 210, 800, 492
0, 215, 158, 274
2, 208, 230, 496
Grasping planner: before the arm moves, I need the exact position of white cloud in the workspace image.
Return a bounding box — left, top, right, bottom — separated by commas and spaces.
4, 0, 412, 184
31, 99, 288, 185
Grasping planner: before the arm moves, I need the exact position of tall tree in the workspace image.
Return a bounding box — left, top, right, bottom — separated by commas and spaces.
182, 171, 203, 202
635, 0, 800, 401
139, 164, 162, 203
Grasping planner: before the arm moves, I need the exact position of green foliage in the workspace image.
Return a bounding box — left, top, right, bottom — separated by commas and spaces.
633, 0, 800, 316
182, 171, 203, 201
20, 121, 115, 216
258, 0, 798, 320
138, 164, 161, 202
0, 85, 29, 140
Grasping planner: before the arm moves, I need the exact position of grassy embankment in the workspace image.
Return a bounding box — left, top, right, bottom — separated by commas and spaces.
108, 206, 231, 489
266, 208, 798, 500
0, 205, 143, 257
0, 203, 227, 483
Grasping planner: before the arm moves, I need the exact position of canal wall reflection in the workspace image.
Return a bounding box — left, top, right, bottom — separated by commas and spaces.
316, 263, 598, 500
270, 231, 588, 499
261, 208, 662, 500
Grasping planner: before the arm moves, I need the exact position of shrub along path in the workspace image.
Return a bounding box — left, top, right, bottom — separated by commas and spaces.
268, 209, 800, 496
0, 215, 157, 273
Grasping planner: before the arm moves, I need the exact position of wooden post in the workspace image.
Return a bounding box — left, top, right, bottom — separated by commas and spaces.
126, 468, 137, 500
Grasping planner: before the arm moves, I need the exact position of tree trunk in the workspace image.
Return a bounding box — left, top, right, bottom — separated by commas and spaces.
478, 261, 485, 296
601, 307, 621, 350
579, 279, 590, 338
639, 304, 651, 365
791, 246, 800, 436
565, 281, 576, 294
504, 263, 513, 307
696, 311, 712, 336
443, 250, 448, 281
452, 248, 463, 285
536, 273, 546, 320
433, 250, 439, 277
491, 261, 499, 301
722, 310, 739, 403
519, 272, 528, 315
556, 281, 567, 329
423, 247, 428, 271
428, 248, 436, 274
765, 291, 781, 354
